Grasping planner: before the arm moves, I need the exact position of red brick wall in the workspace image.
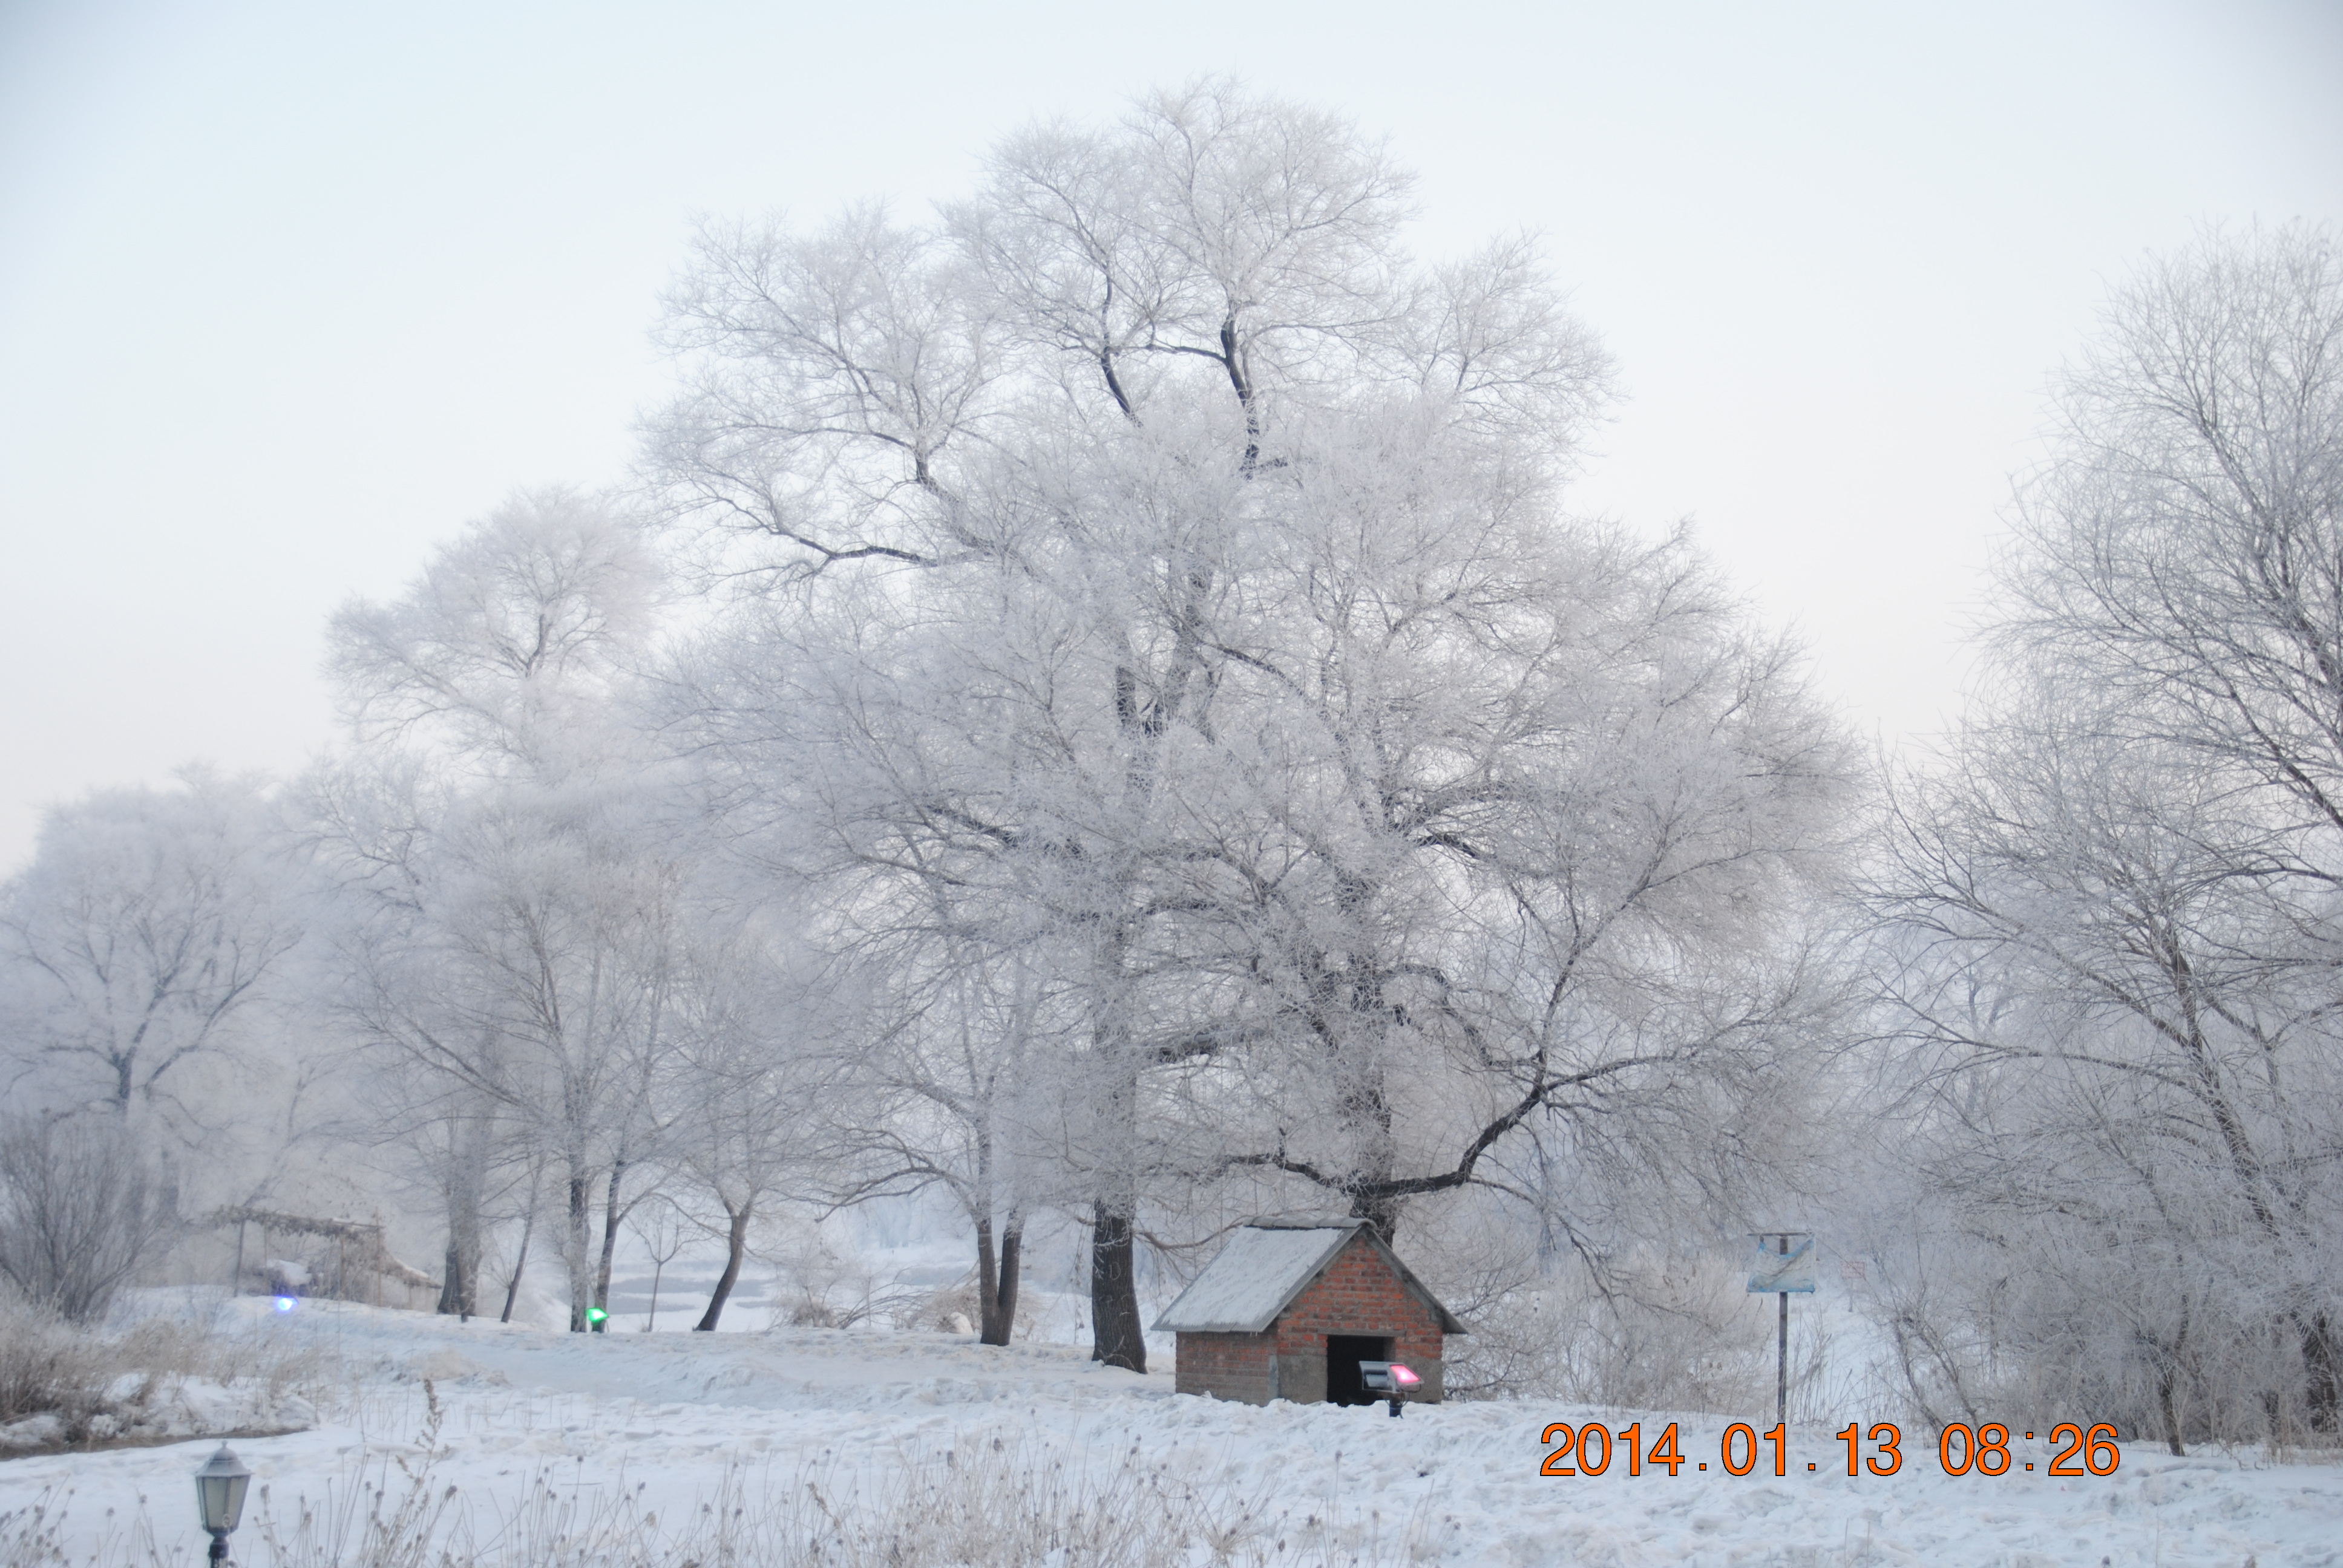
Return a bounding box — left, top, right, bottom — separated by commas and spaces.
1173, 1330, 1275, 1403
1271, 1233, 1447, 1400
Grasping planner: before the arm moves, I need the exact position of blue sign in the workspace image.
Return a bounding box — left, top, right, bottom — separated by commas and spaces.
1747, 1235, 1816, 1293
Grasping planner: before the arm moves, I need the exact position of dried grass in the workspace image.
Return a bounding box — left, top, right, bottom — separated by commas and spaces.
8, 1384, 1441, 1567
0, 1290, 332, 1454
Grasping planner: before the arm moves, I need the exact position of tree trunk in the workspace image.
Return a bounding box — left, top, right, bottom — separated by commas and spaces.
1350, 1189, 1403, 1247
436, 1117, 488, 1318
977, 1215, 998, 1338
695, 1198, 752, 1331
1085, 999, 1147, 1372
2157, 1364, 2187, 1457
439, 1234, 473, 1319
1333, 994, 1402, 1244
1090, 1197, 1145, 1372
592, 1161, 626, 1332
977, 1212, 1024, 1347
2299, 1312, 2340, 1433
996, 1216, 1024, 1339
566, 1171, 593, 1332
500, 1196, 535, 1324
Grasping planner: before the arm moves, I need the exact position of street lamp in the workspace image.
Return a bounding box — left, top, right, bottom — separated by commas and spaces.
193, 1443, 252, 1564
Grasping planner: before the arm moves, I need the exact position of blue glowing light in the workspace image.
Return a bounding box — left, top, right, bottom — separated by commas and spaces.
273, 1296, 298, 1313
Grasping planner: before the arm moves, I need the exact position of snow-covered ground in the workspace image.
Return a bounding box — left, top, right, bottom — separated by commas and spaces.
4, 1295, 2339, 1566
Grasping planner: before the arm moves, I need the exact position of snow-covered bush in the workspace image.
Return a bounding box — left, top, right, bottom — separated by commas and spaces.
0, 1292, 321, 1454
1441, 1252, 1846, 1417
0, 1291, 116, 1440
0, 1114, 180, 1324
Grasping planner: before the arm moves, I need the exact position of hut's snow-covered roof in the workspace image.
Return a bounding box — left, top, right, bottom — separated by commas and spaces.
1150, 1220, 1467, 1336
1151, 1223, 1358, 1333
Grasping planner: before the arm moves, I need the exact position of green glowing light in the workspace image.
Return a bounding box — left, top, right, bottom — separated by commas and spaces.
584, 1307, 608, 1324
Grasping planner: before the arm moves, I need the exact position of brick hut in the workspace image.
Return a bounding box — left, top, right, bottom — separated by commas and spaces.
1153, 1218, 1466, 1406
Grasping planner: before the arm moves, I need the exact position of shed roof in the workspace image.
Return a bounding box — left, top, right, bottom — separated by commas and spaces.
1150, 1219, 1467, 1335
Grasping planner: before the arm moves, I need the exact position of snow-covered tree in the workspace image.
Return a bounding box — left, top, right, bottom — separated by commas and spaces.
661, 900, 834, 1332
316, 489, 695, 1330
0, 769, 302, 1143
1861, 227, 2343, 1446
655, 83, 1851, 1368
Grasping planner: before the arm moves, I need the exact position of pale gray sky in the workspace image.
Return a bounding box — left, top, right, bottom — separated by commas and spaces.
3, 0, 2338, 871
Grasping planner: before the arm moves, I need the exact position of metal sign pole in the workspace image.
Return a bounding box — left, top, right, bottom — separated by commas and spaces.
1746, 1227, 1812, 1431
1775, 1233, 1789, 1428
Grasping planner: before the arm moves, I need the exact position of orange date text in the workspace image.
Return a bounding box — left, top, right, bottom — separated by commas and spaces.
1537, 1422, 2120, 1478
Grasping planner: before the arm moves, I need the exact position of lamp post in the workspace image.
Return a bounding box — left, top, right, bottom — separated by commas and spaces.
194, 1443, 251, 1564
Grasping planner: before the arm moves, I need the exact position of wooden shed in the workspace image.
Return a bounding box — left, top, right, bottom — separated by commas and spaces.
1153, 1218, 1466, 1405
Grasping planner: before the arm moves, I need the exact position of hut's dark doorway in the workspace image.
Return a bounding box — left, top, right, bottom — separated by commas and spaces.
1325, 1334, 1392, 1406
